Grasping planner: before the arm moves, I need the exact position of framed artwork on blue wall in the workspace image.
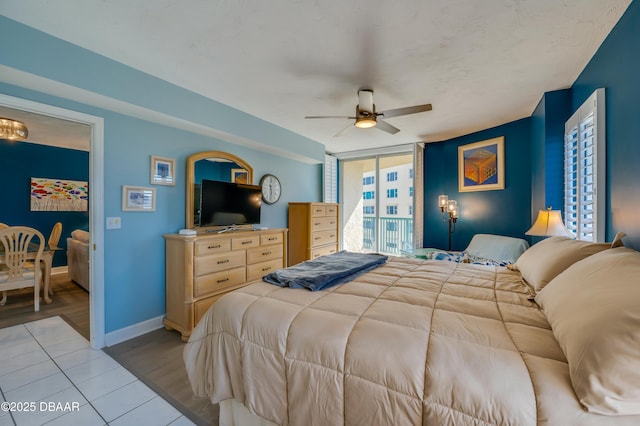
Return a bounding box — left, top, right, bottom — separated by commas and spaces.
458, 136, 505, 192
30, 177, 89, 211
122, 185, 156, 211
231, 168, 249, 184
150, 155, 175, 186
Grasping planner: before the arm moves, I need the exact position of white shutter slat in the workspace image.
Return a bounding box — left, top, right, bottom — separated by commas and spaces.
324, 154, 338, 203
564, 88, 605, 242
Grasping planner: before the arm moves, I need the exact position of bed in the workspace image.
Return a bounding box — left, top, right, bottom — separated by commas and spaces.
184, 236, 640, 425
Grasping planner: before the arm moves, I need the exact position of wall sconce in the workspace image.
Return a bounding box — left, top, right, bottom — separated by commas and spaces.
438, 194, 458, 250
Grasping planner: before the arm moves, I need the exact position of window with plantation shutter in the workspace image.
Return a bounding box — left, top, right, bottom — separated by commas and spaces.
324, 154, 338, 203
564, 88, 605, 242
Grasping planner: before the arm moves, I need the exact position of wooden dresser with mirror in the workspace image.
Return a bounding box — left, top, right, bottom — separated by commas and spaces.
164, 151, 287, 341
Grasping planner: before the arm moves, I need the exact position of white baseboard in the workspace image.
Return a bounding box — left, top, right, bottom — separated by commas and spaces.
104, 315, 165, 347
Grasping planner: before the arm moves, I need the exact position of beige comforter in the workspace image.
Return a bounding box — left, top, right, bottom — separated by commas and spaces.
184, 256, 635, 425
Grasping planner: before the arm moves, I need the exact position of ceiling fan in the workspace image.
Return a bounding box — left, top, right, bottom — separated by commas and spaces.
305, 89, 432, 137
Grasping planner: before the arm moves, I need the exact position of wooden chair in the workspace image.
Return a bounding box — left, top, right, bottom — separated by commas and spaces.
0, 226, 45, 312
42, 222, 62, 299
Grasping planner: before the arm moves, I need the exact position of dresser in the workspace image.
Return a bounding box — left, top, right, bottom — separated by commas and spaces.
163, 228, 288, 341
288, 202, 339, 266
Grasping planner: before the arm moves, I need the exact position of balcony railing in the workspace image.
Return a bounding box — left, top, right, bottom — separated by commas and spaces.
362, 217, 413, 255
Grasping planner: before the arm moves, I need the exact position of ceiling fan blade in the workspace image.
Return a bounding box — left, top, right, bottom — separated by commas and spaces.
379, 104, 432, 119
333, 122, 354, 137
376, 119, 400, 135
305, 115, 354, 119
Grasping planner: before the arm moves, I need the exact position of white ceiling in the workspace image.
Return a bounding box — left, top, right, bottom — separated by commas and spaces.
0, 0, 631, 154
0, 106, 90, 151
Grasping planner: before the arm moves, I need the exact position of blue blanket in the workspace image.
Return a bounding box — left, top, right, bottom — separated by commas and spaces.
263, 251, 388, 291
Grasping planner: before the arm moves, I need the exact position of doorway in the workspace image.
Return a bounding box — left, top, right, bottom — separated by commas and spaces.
341, 152, 415, 255
0, 93, 105, 348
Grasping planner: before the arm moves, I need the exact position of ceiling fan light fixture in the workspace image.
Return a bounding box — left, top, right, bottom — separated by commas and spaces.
0, 117, 29, 141
355, 116, 377, 129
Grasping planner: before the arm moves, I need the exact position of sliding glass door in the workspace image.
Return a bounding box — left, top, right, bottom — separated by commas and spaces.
341, 152, 414, 255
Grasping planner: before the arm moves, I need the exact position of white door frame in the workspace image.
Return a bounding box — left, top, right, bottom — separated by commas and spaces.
0, 93, 105, 348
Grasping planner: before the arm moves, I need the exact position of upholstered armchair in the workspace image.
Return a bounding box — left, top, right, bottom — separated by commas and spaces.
67, 229, 89, 291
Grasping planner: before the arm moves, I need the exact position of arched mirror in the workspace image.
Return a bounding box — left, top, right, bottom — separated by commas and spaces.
186, 151, 253, 229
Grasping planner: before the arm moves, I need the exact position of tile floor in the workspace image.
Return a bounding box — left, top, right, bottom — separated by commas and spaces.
0, 316, 195, 426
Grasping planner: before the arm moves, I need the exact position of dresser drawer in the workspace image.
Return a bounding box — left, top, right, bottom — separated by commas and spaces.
194, 293, 225, 324
261, 232, 283, 246
311, 205, 326, 217
232, 235, 260, 250
194, 266, 246, 297
194, 238, 232, 256
311, 229, 337, 247
194, 250, 246, 276
247, 244, 283, 264
311, 216, 337, 232
311, 244, 338, 259
325, 205, 338, 216
247, 258, 283, 281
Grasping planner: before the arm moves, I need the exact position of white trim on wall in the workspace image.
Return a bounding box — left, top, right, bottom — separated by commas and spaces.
104, 315, 165, 347
0, 93, 106, 349
0, 65, 321, 165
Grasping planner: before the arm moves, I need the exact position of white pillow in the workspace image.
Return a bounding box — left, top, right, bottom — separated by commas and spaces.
464, 234, 529, 263
514, 237, 610, 292
535, 247, 640, 415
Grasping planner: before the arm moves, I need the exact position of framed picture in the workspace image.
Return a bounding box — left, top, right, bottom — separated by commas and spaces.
458, 136, 505, 192
231, 168, 249, 184
150, 156, 175, 186
122, 185, 156, 211
30, 177, 88, 211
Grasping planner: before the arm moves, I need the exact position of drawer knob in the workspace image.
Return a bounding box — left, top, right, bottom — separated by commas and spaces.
330, 234, 335, 238
242, 241, 251, 245
262, 251, 271, 256
314, 237, 320, 240
262, 267, 271, 272
217, 278, 229, 283
208, 244, 221, 249
217, 259, 229, 264
314, 222, 321, 226
268, 237, 277, 241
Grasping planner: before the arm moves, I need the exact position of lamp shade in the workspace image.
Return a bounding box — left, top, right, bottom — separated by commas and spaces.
526, 209, 573, 237
447, 199, 458, 217
438, 194, 448, 209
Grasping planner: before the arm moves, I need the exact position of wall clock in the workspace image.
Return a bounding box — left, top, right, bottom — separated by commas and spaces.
259, 174, 281, 205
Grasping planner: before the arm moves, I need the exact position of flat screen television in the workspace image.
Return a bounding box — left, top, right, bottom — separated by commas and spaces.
198, 179, 262, 227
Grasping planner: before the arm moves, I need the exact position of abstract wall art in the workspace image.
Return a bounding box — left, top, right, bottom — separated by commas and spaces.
30, 177, 89, 211
458, 137, 505, 192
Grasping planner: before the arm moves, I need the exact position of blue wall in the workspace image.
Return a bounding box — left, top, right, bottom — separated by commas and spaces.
423, 118, 532, 250
424, 0, 640, 252
568, 0, 640, 249
194, 161, 236, 184
0, 17, 325, 335
531, 89, 571, 220
0, 140, 89, 267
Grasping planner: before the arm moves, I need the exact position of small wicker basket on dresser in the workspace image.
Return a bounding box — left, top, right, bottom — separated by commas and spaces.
288, 202, 339, 266
163, 228, 287, 341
